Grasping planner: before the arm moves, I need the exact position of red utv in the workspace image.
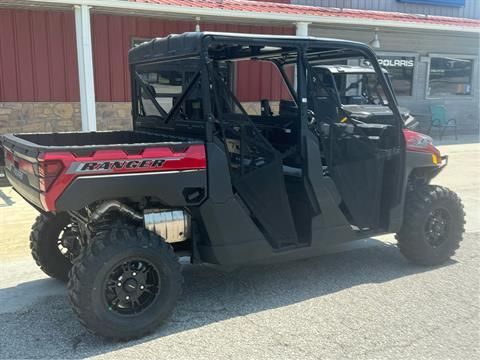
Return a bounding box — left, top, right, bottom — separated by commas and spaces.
1, 32, 464, 340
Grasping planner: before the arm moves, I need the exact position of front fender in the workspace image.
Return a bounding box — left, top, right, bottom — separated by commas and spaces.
406, 151, 448, 184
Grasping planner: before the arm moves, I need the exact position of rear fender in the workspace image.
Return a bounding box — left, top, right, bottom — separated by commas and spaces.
56, 169, 207, 211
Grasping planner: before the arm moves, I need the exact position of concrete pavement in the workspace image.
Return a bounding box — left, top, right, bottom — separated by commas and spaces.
0, 139, 478, 359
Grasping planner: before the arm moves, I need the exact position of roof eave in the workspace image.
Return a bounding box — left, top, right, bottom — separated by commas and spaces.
5, 0, 480, 34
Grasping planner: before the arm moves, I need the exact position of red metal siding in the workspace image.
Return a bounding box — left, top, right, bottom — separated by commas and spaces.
91, 15, 294, 102
0, 9, 78, 102
0, 9, 294, 102
235, 25, 295, 101
14, 10, 35, 101
0, 10, 19, 101
63, 12, 80, 101
31, 11, 51, 102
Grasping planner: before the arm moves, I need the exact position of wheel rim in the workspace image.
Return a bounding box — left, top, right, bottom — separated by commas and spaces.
104, 259, 160, 315
57, 224, 73, 257
424, 208, 450, 247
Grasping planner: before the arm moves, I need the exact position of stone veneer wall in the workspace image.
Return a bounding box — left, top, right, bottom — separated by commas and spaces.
0, 102, 266, 134
6, 101, 474, 135
0, 102, 132, 134
242, 101, 280, 116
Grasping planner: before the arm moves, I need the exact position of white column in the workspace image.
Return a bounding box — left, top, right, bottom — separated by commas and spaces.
75, 5, 97, 132
295, 22, 310, 37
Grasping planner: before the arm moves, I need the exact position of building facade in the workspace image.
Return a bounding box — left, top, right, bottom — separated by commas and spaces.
293, 0, 480, 19
291, 0, 480, 131
0, 0, 479, 134
0, 7, 293, 133
308, 24, 479, 131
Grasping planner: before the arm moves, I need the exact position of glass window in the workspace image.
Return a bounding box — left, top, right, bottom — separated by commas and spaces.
134, 60, 206, 134
377, 56, 415, 96
428, 57, 474, 97
332, 72, 387, 105
138, 70, 184, 116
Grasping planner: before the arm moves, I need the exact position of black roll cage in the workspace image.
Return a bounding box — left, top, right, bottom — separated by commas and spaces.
129, 33, 404, 142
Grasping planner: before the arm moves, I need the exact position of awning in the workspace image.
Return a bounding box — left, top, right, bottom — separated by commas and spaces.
6, 0, 480, 33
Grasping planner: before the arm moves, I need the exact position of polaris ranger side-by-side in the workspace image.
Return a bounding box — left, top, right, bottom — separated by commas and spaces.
1, 33, 464, 340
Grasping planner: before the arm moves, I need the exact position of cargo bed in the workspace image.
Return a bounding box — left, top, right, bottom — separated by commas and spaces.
2, 130, 200, 156
1, 130, 205, 211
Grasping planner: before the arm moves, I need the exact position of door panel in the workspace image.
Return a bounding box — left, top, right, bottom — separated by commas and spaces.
222, 119, 299, 248
326, 124, 386, 228
307, 67, 394, 229
211, 68, 299, 248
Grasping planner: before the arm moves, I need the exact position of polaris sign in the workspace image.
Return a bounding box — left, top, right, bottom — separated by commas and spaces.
378, 58, 415, 68
363, 56, 415, 68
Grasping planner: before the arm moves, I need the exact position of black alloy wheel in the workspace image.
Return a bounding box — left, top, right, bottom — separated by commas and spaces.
104, 259, 160, 315
396, 185, 465, 266
424, 208, 450, 247
30, 212, 74, 281
68, 226, 183, 341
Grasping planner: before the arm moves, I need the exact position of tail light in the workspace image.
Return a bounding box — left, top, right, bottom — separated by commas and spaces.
18, 158, 35, 175
5, 149, 14, 163
4, 149, 35, 175
38, 160, 63, 191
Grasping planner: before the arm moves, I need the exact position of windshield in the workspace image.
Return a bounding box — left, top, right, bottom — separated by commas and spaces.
332, 72, 387, 105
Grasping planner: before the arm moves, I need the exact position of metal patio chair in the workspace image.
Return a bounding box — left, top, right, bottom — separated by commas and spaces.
427, 104, 458, 140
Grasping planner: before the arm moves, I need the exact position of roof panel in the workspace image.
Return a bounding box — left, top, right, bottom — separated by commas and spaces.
129, 0, 480, 29
128, 31, 369, 64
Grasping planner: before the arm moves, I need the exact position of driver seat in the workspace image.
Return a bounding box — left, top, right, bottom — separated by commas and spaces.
315, 96, 339, 124
309, 74, 339, 124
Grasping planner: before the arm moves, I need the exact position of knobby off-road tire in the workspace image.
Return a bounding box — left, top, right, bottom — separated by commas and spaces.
30, 212, 73, 282
396, 185, 465, 266
68, 226, 183, 341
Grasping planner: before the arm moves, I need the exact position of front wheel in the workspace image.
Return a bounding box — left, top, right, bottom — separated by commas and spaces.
396, 185, 465, 266
68, 226, 182, 341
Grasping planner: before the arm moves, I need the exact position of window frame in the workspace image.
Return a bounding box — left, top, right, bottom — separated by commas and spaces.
132, 60, 205, 133
135, 65, 195, 118
376, 51, 419, 98
425, 53, 477, 100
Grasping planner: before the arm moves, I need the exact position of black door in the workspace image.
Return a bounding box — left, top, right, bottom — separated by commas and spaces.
211, 71, 299, 248
307, 67, 400, 230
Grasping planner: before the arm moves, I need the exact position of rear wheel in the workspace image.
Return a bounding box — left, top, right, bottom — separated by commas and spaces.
68, 226, 182, 341
30, 212, 73, 282
396, 185, 465, 266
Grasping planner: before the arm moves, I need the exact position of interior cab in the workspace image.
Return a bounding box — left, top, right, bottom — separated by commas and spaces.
130, 33, 406, 253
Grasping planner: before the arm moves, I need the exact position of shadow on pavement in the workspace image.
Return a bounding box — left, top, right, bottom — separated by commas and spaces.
0, 188, 14, 207
0, 240, 455, 359
0, 277, 65, 314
